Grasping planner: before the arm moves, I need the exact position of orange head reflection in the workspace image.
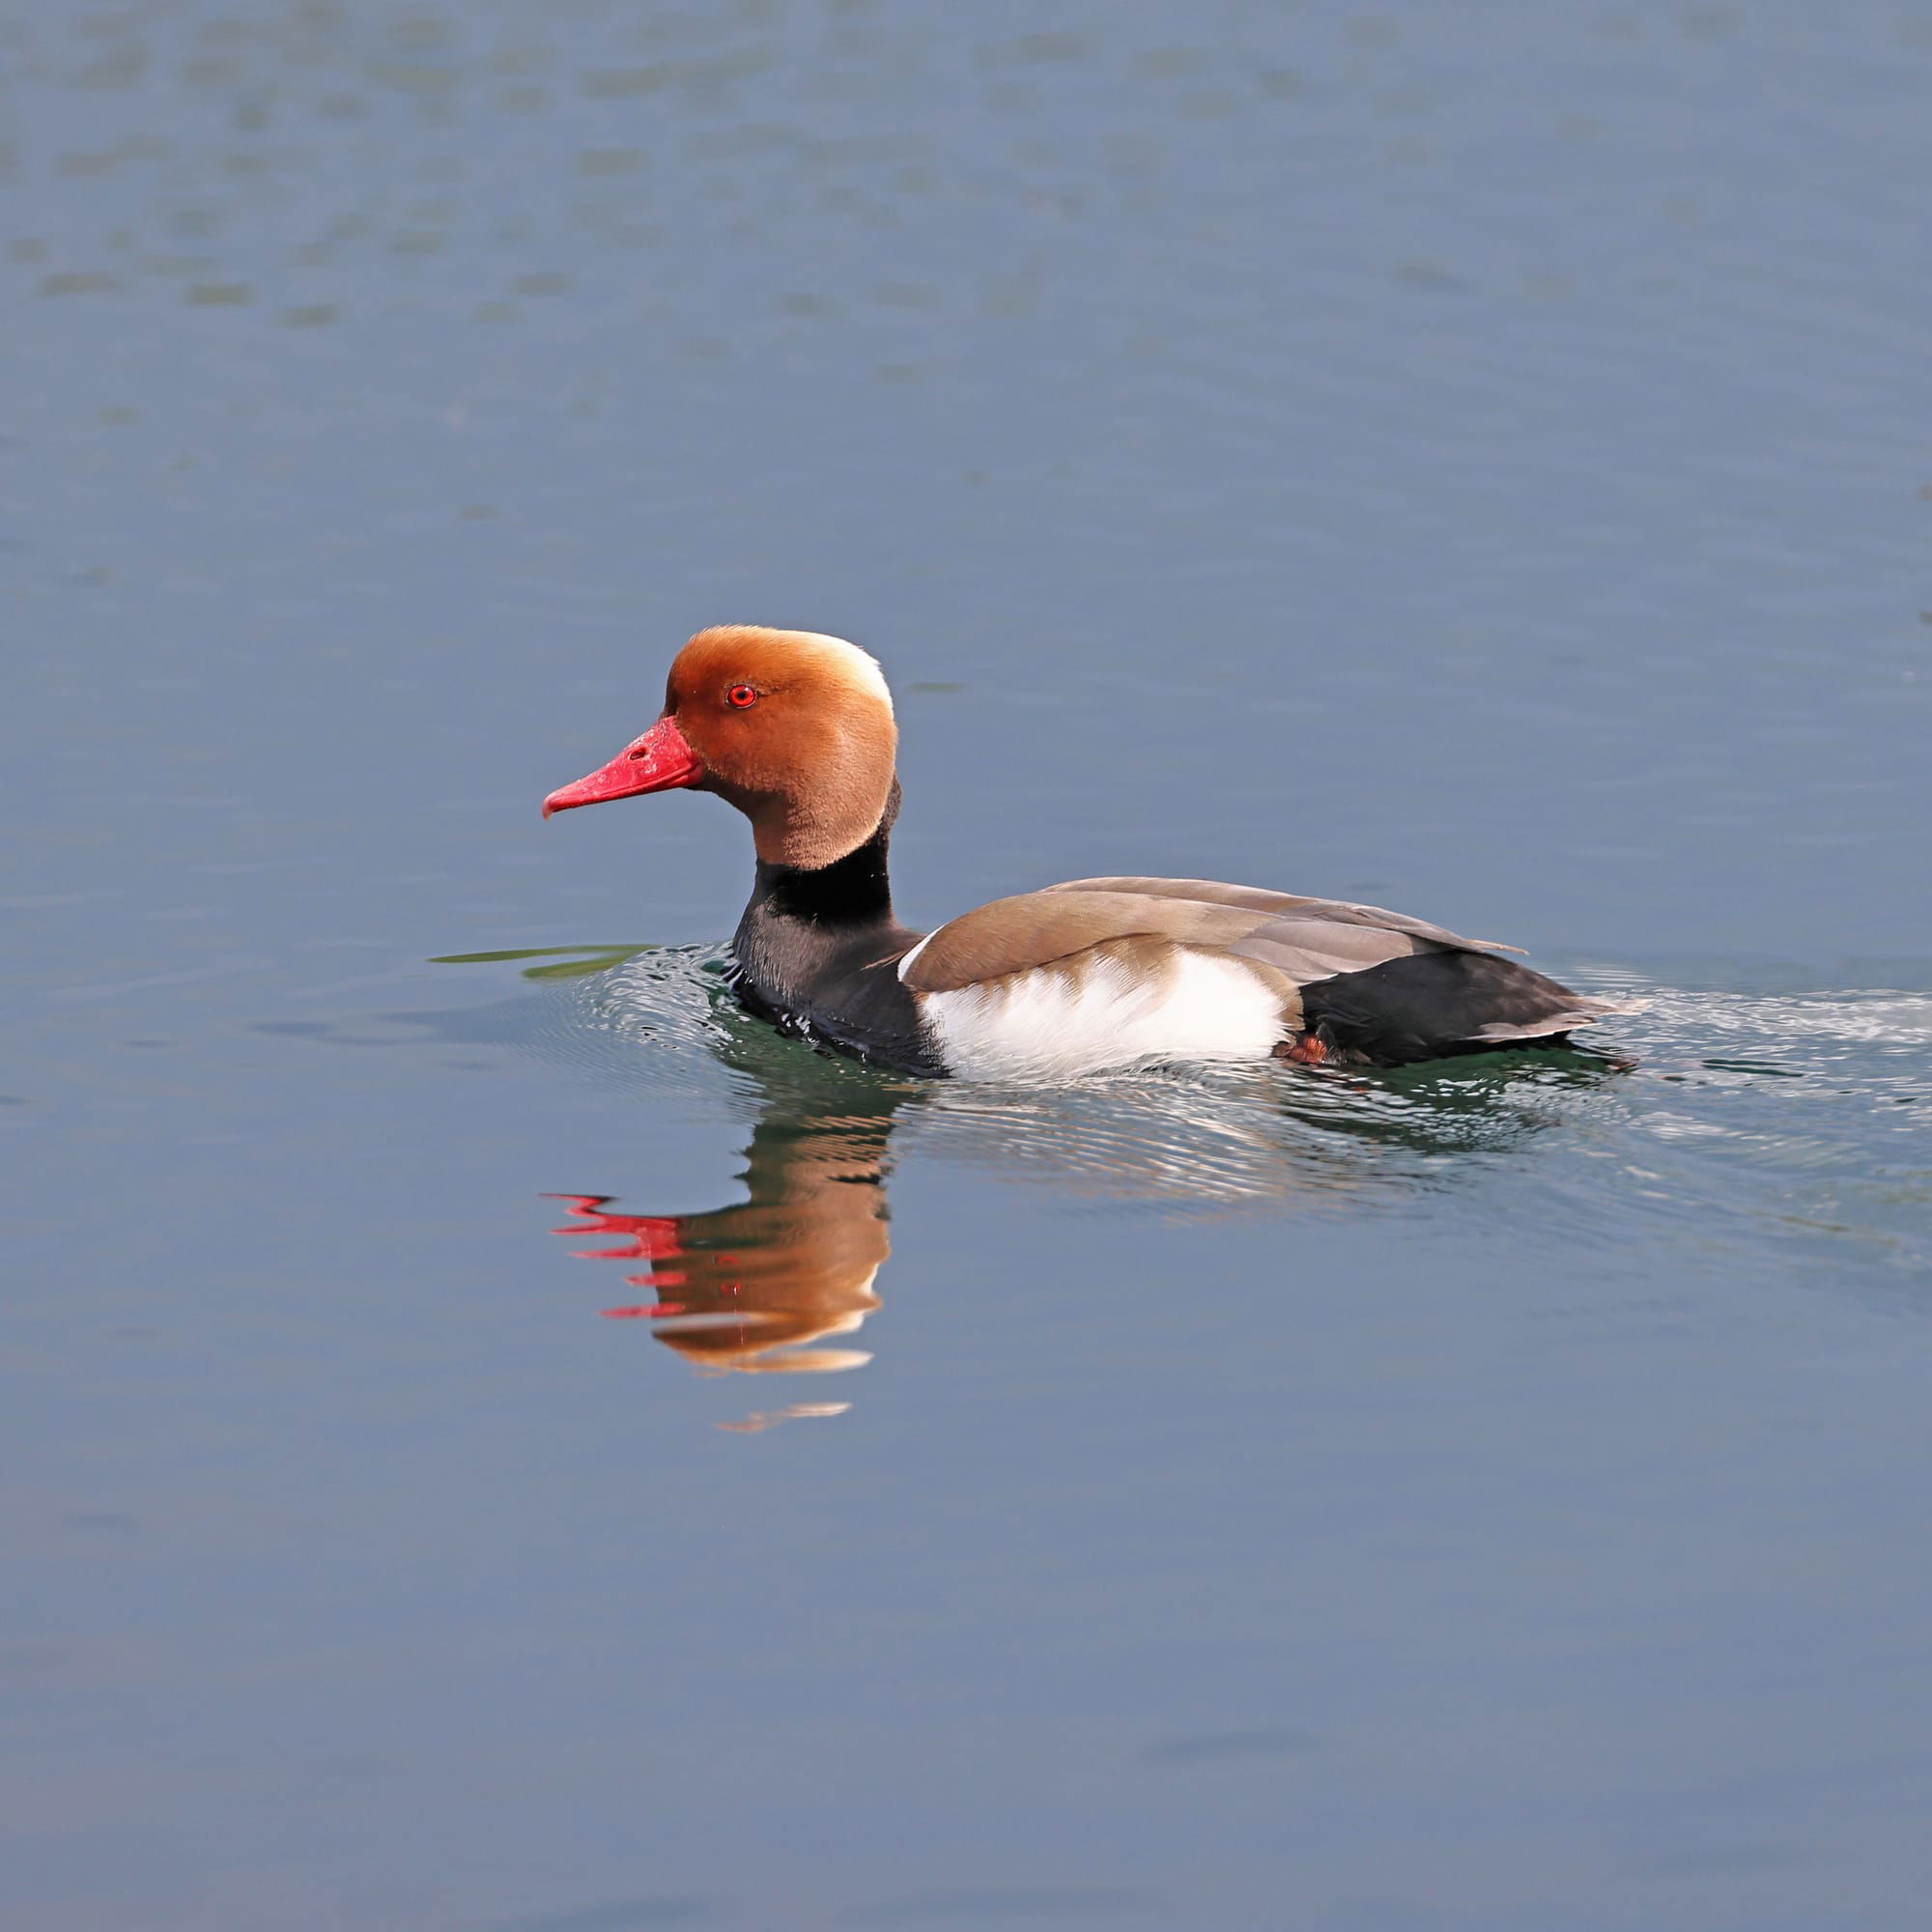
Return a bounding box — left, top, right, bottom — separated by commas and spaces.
545, 1103, 895, 1381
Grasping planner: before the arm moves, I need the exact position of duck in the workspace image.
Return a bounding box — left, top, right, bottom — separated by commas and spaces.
542, 625, 1622, 1080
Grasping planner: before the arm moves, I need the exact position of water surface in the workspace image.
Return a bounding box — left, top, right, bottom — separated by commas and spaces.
5, 3, 1930, 1928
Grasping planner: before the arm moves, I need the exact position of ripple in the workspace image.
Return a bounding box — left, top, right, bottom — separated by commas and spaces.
418, 945, 1930, 1282
558, 952, 1927, 1265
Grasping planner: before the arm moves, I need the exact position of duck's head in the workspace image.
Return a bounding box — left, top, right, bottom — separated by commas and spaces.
542, 625, 898, 870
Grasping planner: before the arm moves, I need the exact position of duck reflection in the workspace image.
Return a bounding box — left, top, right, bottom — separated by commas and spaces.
542, 1007, 1621, 1427
547, 1074, 905, 1421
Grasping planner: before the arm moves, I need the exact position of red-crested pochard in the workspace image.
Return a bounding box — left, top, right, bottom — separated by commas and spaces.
543, 626, 1621, 1079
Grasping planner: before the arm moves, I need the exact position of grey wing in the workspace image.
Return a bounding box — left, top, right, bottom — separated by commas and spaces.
1042, 875, 1525, 961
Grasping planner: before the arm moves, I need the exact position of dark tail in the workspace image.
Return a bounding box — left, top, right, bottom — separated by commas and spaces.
1297, 950, 1624, 1068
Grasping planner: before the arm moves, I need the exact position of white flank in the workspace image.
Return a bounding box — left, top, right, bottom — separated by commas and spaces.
793, 631, 893, 716
921, 948, 1285, 1082
895, 931, 933, 982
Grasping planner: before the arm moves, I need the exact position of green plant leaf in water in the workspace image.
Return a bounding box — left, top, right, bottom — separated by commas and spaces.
429, 945, 650, 981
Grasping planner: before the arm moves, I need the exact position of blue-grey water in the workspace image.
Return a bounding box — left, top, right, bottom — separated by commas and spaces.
5, 4, 1930, 1928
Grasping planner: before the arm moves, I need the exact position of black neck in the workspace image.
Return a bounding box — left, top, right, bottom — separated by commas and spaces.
742, 778, 904, 930
727, 781, 939, 1074
747, 820, 897, 929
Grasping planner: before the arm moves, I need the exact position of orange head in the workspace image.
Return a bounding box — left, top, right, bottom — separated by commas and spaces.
542, 625, 899, 869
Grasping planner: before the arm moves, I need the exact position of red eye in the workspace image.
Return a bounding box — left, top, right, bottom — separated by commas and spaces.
725, 684, 758, 709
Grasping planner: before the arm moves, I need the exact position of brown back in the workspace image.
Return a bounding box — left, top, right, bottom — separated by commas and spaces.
901, 876, 1517, 997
